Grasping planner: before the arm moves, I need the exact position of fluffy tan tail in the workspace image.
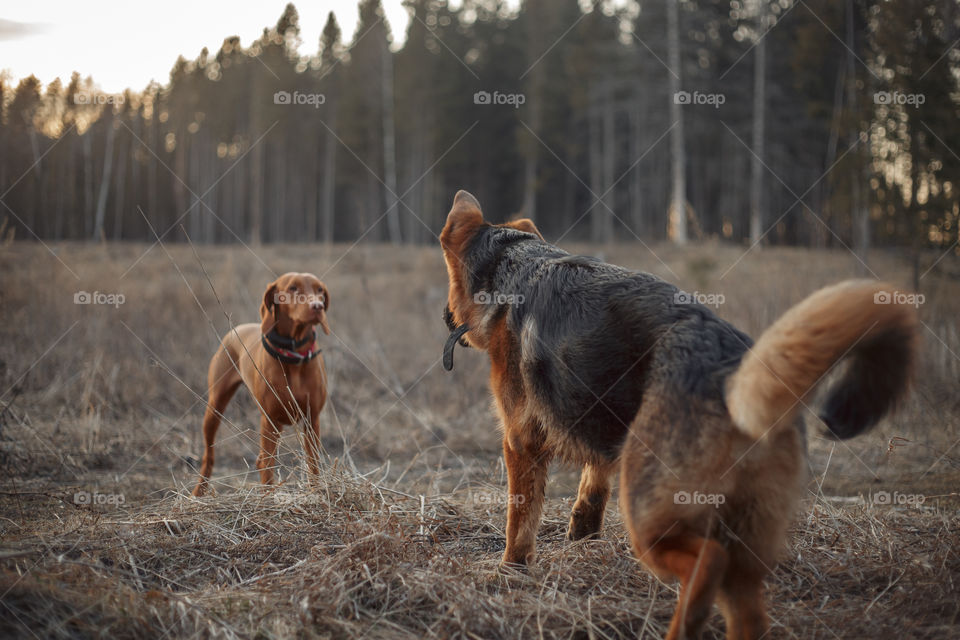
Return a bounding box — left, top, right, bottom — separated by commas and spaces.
726, 280, 919, 440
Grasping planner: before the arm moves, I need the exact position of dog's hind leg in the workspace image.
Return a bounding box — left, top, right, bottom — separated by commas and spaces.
303, 412, 323, 481
501, 436, 551, 567
567, 460, 617, 541
636, 532, 728, 640
716, 570, 767, 640
715, 545, 769, 640
193, 359, 242, 497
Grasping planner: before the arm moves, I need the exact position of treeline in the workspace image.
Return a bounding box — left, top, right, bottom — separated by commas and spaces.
0, 0, 958, 249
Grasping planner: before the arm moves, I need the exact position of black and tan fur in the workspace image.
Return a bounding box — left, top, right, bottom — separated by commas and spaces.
440, 190, 918, 640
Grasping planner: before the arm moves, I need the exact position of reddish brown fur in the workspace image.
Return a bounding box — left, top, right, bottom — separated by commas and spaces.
192, 272, 331, 496
727, 279, 918, 440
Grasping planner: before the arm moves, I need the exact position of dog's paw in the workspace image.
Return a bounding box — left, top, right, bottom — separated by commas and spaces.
495, 558, 537, 588
497, 559, 529, 575
499, 547, 535, 573
566, 510, 603, 541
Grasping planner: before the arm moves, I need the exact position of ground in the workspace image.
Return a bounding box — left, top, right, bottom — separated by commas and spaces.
1, 241, 958, 638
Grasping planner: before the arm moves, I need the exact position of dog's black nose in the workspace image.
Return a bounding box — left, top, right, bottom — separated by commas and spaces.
311, 301, 324, 310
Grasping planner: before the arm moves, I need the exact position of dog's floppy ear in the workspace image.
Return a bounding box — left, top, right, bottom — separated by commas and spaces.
442, 190, 484, 241
318, 282, 331, 335
260, 281, 279, 332
506, 217, 543, 239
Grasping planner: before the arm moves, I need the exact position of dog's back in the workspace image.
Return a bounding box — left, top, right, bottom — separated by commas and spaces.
470, 228, 755, 463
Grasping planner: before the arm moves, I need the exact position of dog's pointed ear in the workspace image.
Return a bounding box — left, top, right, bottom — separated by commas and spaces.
260, 281, 279, 332
507, 218, 543, 239
319, 282, 331, 335
443, 190, 484, 234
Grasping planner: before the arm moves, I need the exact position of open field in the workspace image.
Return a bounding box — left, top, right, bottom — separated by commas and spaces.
1, 241, 959, 638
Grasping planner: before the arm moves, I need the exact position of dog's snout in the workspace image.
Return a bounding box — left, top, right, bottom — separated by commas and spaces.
311, 300, 324, 310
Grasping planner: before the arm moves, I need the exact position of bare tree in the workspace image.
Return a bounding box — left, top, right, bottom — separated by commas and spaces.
93, 111, 116, 240
667, 0, 687, 245
382, 36, 401, 244
847, 0, 869, 269
749, 5, 766, 245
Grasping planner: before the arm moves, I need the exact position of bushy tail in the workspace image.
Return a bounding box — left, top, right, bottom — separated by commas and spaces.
726, 280, 919, 440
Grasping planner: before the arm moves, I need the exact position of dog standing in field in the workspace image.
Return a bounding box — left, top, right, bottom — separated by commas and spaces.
440, 191, 918, 640
192, 273, 331, 496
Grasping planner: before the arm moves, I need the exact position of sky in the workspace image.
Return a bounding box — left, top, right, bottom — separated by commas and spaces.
0, 1, 438, 94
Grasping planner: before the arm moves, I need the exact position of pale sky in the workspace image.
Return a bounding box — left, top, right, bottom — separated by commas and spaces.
0, 1, 434, 93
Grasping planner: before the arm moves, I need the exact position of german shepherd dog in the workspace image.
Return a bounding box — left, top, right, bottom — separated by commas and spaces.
440, 191, 918, 639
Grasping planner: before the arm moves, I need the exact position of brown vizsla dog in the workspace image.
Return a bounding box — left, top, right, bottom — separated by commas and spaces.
192, 272, 331, 496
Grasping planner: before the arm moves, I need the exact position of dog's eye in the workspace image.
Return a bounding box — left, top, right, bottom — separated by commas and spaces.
288, 286, 297, 292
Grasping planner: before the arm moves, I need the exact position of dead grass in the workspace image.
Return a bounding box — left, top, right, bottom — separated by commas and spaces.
1, 473, 958, 639
1, 241, 959, 638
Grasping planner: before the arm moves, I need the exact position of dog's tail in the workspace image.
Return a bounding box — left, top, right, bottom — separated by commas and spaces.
726, 280, 919, 440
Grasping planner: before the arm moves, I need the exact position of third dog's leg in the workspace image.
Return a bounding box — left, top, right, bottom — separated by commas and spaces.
193, 380, 240, 497
256, 414, 283, 485
567, 461, 616, 540
501, 437, 551, 567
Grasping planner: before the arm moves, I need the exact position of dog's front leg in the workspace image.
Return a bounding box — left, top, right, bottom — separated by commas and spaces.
501, 435, 550, 567
303, 413, 322, 480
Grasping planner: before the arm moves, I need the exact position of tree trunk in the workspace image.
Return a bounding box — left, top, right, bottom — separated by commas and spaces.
588, 90, 603, 242
112, 128, 127, 240
667, 0, 687, 245
83, 133, 94, 237
250, 138, 264, 245
188, 132, 200, 240
322, 108, 337, 245
749, 24, 766, 245
601, 79, 615, 243
173, 129, 188, 234
147, 109, 158, 239
382, 40, 401, 244
93, 115, 116, 241
821, 60, 846, 250
847, 0, 870, 271
630, 96, 644, 237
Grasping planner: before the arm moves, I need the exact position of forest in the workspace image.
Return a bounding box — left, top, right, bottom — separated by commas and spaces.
1, 0, 958, 254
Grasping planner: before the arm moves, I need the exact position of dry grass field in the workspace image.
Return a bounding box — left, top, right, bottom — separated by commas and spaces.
1, 240, 958, 638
